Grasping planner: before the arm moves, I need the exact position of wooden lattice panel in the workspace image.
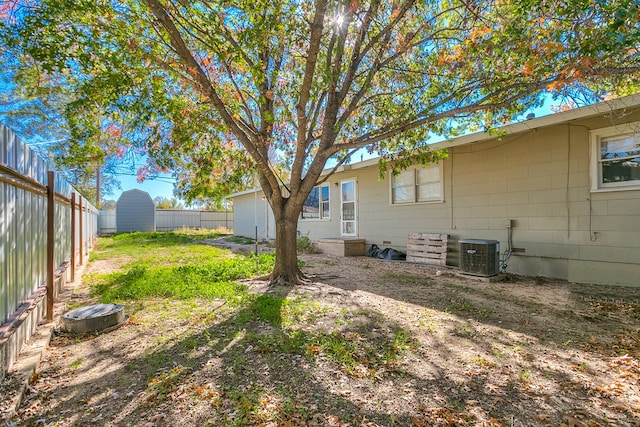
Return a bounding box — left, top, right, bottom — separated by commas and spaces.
406, 233, 448, 265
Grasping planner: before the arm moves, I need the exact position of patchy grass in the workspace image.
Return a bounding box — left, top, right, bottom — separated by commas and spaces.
90, 231, 204, 260
86, 230, 274, 304
7, 236, 640, 427
90, 256, 274, 303
222, 235, 255, 244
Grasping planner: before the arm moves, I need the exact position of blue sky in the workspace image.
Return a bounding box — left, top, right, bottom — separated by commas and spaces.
27, 101, 561, 204
110, 172, 176, 202
2, 79, 559, 205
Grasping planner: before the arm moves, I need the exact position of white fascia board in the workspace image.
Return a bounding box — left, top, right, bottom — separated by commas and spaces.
224, 187, 265, 199
430, 93, 640, 150
225, 94, 640, 197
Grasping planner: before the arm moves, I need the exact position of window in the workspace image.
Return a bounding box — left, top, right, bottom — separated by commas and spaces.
302, 184, 330, 219
391, 164, 443, 204
341, 180, 356, 235
591, 123, 640, 191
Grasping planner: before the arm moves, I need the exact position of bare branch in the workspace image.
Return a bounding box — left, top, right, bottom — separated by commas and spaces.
291, 0, 329, 194
326, 80, 554, 156
143, 0, 280, 194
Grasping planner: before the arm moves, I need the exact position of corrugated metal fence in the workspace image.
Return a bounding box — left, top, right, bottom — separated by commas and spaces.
99, 209, 116, 234
98, 209, 233, 233
0, 124, 97, 378
156, 209, 232, 231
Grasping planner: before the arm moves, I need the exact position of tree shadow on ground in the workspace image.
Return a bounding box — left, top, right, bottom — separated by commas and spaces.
14, 272, 638, 426
310, 256, 640, 354
299, 256, 640, 424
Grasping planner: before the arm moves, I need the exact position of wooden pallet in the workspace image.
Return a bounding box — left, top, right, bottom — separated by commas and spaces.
406, 233, 448, 265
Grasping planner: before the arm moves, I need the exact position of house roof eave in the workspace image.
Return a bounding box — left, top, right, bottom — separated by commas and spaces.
225, 93, 640, 199
429, 93, 640, 150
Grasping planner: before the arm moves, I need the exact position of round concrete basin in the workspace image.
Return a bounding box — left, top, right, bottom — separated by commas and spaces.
62, 304, 126, 334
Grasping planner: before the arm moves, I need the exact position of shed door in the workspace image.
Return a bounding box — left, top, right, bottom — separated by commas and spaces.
340, 180, 357, 236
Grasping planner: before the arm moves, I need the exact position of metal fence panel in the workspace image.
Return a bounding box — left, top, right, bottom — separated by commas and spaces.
16, 187, 24, 306
98, 210, 116, 233
25, 189, 33, 294
82, 205, 90, 255
156, 210, 199, 230
37, 193, 45, 288
102, 209, 233, 233
0, 124, 98, 325
0, 182, 5, 323
153, 210, 233, 232
4, 127, 15, 168
87, 206, 97, 249
6, 184, 16, 324
201, 211, 233, 230
0, 128, 5, 165
54, 202, 64, 268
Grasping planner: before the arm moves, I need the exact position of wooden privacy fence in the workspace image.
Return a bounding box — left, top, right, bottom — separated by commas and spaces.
0, 124, 97, 379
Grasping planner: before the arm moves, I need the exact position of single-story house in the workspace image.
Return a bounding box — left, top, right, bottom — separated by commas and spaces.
228, 94, 640, 287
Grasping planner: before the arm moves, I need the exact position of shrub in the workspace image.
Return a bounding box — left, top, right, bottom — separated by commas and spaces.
297, 235, 318, 254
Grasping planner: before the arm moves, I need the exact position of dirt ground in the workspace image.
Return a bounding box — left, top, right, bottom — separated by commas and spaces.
1, 251, 639, 426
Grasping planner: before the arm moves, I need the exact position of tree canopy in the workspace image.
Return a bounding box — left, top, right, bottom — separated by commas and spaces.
154, 196, 185, 210
1, 0, 638, 283
0, 57, 125, 206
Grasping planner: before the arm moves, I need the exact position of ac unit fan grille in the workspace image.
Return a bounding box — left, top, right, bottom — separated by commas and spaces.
459, 239, 499, 277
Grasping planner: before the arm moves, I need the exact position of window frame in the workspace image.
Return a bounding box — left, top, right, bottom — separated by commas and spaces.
301, 183, 330, 220
590, 122, 640, 192
389, 163, 444, 205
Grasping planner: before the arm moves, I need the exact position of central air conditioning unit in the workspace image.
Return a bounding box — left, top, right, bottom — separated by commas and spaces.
459, 239, 500, 277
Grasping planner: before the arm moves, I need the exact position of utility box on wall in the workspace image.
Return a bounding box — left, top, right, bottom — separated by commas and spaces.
459, 239, 500, 277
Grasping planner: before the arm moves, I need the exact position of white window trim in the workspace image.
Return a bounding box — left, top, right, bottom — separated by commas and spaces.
300, 183, 330, 220
590, 122, 640, 192
320, 183, 330, 219
388, 164, 444, 205
340, 179, 357, 236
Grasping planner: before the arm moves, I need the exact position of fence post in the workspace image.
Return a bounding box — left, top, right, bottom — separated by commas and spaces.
70, 192, 76, 282
79, 197, 83, 266
46, 171, 54, 322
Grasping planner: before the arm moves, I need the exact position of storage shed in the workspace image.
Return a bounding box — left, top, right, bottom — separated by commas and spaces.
116, 189, 156, 232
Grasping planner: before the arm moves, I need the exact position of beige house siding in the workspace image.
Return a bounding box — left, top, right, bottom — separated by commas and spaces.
230, 97, 640, 286
445, 125, 590, 279
231, 191, 274, 240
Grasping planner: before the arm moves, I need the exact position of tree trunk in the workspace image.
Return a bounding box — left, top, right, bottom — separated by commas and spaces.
269, 204, 304, 286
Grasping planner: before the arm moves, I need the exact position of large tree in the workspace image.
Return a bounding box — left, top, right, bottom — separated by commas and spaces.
1, 0, 638, 284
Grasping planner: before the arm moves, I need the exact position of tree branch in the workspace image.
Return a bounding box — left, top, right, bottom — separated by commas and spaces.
291, 0, 329, 195
326, 80, 553, 156
142, 0, 281, 195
